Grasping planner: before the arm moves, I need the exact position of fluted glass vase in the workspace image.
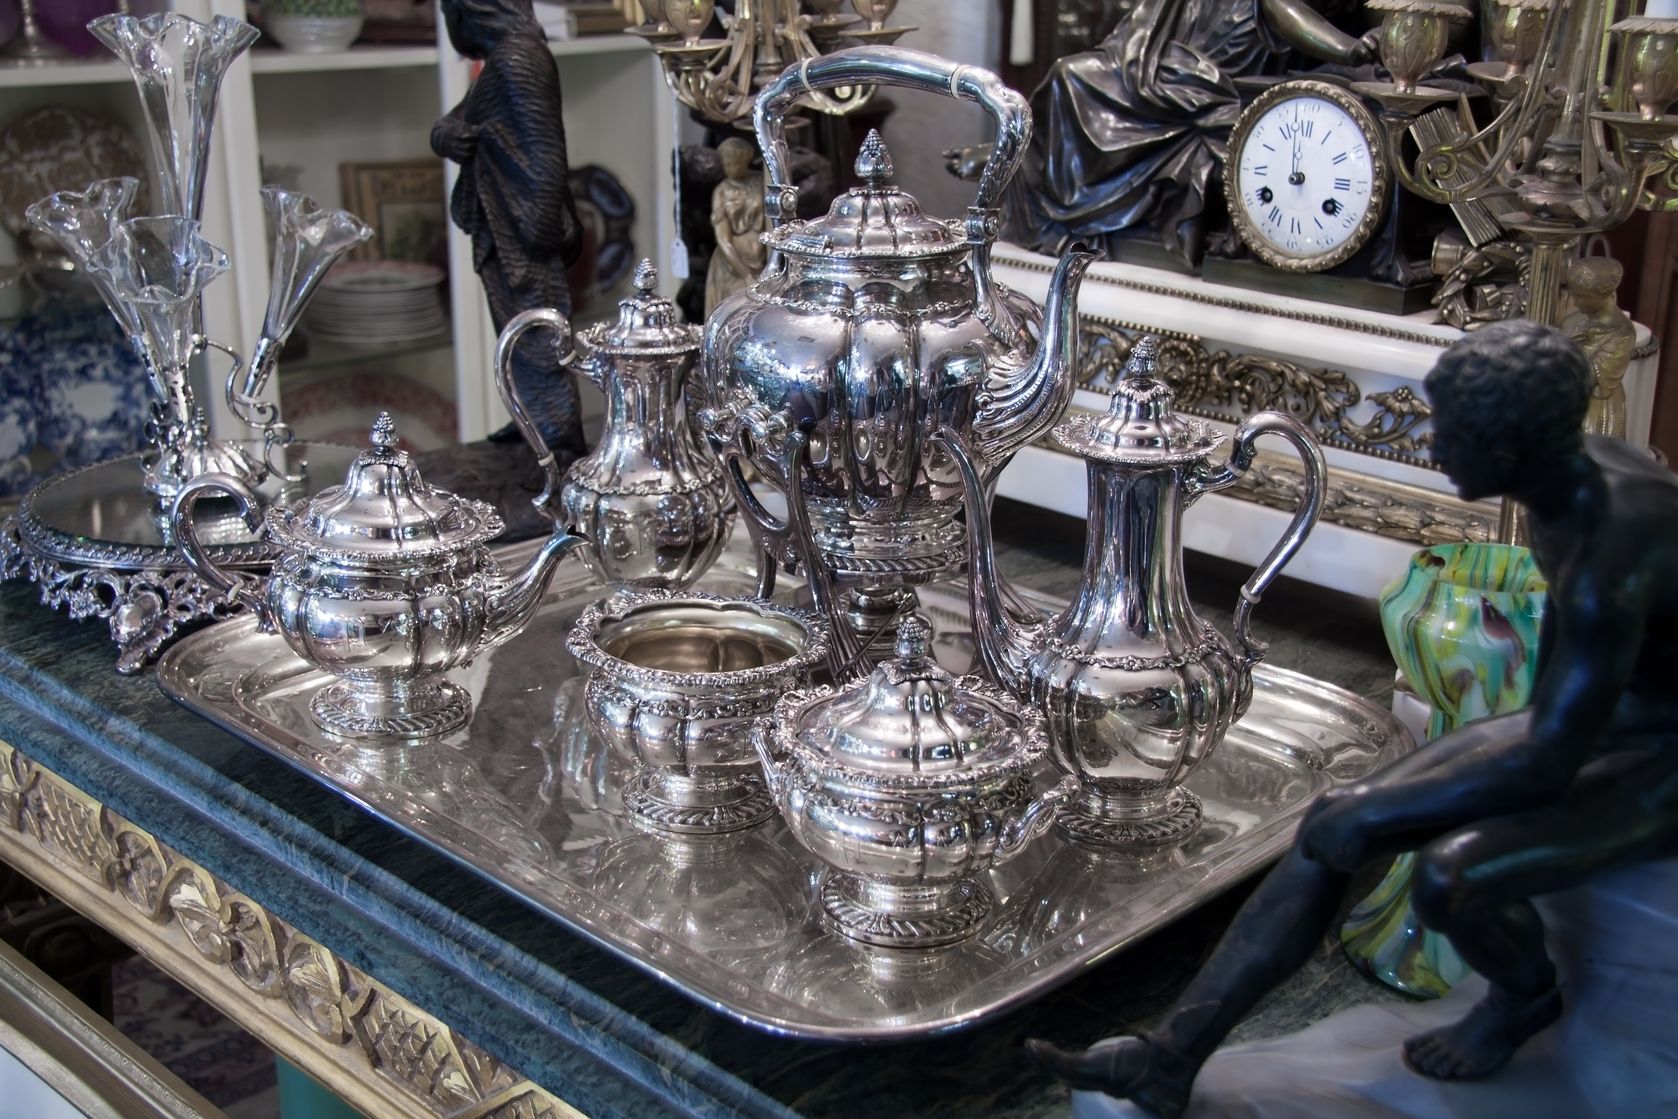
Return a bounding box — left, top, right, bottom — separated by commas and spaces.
237, 186, 372, 427
1341, 542, 1548, 997
24, 177, 144, 336
87, 13, 261, 222
82, 216, 261, 500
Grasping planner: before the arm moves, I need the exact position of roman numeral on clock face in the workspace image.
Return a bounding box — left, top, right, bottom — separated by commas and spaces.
1233, 88, 1381, 267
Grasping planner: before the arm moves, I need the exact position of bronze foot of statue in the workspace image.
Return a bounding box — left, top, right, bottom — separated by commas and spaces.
1026, 1018, 1204, 1118
1402, 984, 1563, 1080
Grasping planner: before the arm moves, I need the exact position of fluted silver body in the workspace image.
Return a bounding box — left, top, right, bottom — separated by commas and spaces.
944, 337, 1328, 848
171, 414, 586, 740
702, 46, 1096, 668
498, 261, 732, 589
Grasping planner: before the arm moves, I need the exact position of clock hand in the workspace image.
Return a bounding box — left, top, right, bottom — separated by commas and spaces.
1289, 138, 1305, 186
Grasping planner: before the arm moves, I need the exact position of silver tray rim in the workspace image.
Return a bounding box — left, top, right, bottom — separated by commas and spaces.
156, 548, 1413, 1043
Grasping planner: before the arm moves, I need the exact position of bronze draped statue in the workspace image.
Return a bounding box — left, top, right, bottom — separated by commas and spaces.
433, 0, 585, 460
1029, 320, 1678, 1116
952, 0, 1379, 266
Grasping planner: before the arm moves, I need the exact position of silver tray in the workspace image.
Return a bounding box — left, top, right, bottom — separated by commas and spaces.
157, 540, 1412, 1042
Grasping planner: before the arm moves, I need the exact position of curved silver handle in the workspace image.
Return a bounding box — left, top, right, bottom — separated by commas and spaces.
494, 307, 577, 519
1190, 412, 1327, 664
996, 776, 1078, 864
753, 46, 1029, 242
170, 474, 271, 626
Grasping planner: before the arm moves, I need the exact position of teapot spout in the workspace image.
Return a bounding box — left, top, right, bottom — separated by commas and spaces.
971, 243, 1099, 464
932, 428, 1042, 695
485, 527, 589, 647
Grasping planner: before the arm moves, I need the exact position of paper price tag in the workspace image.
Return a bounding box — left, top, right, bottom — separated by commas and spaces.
670, 238, 691, 279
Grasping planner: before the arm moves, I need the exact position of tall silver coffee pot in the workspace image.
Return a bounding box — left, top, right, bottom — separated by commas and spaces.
702, 46, 1097, 669
939, 338, 1328, 848
497, 260, 732, 589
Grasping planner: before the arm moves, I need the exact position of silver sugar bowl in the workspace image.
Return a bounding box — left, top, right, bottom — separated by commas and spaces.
568, 590, 829, 834
172, 413, 587, 740
497, 260, 733, 589
755, 617, 1072, 948
941, 337, 1327, 848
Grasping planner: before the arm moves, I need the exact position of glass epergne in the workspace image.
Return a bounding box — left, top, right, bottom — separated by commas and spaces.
24, 12, 371, 507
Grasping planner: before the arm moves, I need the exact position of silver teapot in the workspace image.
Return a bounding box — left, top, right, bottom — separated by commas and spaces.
703, 46, 1097, 666
755, 617, 1071, 948
171, 413, 587, 740
497, 260, 732, 589
939, 338, 1328, 848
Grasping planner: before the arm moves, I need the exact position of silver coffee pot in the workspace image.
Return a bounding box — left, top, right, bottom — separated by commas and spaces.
939, 337, 1328, 848
171, 413, 587, 740
497, 260, 732, 589
703, 46, 1097, 668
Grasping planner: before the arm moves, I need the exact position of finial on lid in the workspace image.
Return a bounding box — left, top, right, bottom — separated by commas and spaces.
371, 412, 397, 449
893, 613, 931, 661
1122, 335, 1160, 383
855, 130, 894, 185
633, 258, 658, 293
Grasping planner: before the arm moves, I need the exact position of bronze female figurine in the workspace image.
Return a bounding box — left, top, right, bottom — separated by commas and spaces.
1029, 319, 1678, 1115
951, 0, 1381, 267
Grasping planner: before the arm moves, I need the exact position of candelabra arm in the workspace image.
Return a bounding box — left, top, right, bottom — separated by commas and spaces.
1385, 93, 1526, 206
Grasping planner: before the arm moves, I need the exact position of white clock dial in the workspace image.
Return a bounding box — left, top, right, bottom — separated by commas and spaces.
1228, 82, 1388, 273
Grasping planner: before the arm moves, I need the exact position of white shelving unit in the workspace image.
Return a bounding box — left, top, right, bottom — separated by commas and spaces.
0, 0, 676, 447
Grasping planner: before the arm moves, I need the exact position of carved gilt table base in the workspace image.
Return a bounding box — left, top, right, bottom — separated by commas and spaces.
0, 737, 584, 1119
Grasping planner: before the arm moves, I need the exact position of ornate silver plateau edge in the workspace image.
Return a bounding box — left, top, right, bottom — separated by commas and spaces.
1, 444, 356, 674
157, 538, 1413, 1042
1, 514, 240, 675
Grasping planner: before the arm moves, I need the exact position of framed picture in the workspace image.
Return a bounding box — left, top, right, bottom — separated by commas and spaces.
338, 159, 449, 267
570, 0, 648, 35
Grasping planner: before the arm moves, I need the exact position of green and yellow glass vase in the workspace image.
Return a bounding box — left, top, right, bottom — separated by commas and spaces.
1341, 542, 1547, 997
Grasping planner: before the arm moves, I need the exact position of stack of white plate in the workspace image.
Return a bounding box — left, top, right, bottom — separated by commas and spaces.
306, 261, 449, 346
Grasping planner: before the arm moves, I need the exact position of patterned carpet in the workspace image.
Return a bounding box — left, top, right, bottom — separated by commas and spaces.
111, 954, 279, 1118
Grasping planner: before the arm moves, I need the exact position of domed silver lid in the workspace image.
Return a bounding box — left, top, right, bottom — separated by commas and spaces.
271, 412, 503, 564
765, 131, 965, 260
790, 616, 1035, 780
1052, 336, 1225, 466
577, 259, 700, 356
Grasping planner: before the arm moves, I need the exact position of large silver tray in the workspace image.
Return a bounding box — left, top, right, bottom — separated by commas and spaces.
157, 541, 1411, 1042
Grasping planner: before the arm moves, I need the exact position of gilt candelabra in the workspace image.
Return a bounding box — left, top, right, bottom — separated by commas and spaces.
634, 0, 914, 124
1360, 0, 1678, 325
1357, 0, 1678, 537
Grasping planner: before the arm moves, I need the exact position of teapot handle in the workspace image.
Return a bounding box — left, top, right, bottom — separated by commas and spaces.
1188, 412, 1327, 665
494, 307, 577, 520
754, 47, 1028, 246
170, 474, 271, 627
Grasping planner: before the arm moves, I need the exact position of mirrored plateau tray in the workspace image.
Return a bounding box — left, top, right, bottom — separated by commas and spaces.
157, 537, 1413, 1042
1, 443, 357, 673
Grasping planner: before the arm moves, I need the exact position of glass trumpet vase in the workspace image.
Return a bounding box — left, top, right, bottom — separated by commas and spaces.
87, 13, 260, 222
1341, 542, 1548, 997
83, 216, 260, 501
24, 178, 144, 336
235, 187, 372, 477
